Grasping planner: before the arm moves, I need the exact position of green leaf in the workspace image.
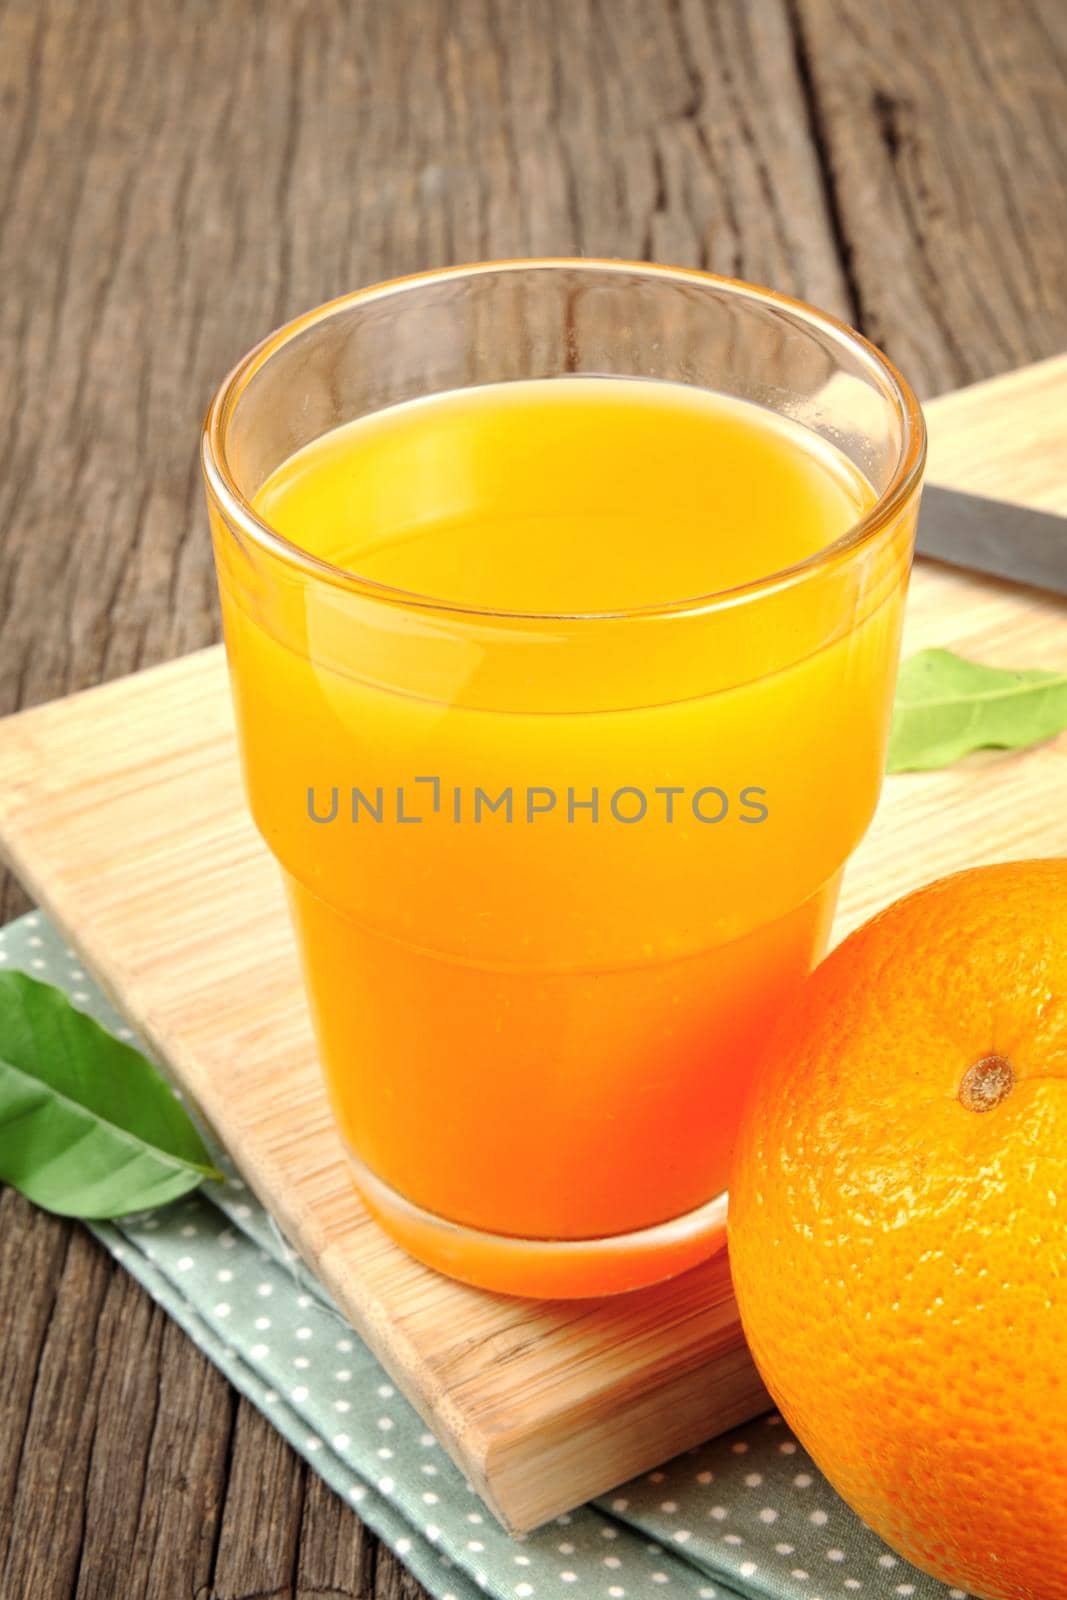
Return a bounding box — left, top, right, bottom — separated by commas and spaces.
0, 970, 221, 1218
888, 648, 1067, 772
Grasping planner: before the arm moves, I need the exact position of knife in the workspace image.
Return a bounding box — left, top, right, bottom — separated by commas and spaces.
916, 484, 1067, 598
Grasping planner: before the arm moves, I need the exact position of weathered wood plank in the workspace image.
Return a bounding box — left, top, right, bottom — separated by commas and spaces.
0, 1211, 111, 1599
211, 1405, 305, 1600
297, 1471, 380, 1600
74, 1279, 225, 1600
790, 0, 1067, 395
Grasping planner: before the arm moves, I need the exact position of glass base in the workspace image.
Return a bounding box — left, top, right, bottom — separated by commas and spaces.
347, 1149, 729, 1298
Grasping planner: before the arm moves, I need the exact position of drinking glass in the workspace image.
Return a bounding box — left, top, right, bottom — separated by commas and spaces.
202, 261, 925, 1297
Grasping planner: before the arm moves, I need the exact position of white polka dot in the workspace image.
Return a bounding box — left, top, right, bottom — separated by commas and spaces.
810, 1509, 828, 1526
560, 1574, 577, 1585
878, 1556, 897, 1570
794, 1473, 813, 1488
256, 1283, 273, 1297
293, 1358, 309, 1372
423, 1492, 439, 1505
698, 1590, 717, 1599
775, 1544, 795, 1556
291, 1385, 308, 1403
180, 1224, 198, 1238
744, 1472, 763, 1487
648, 1471, 666, 1483
723, 1535, 743, 1546
27, 936, 42, 948
305, 1437, 321, 1452
295, 1327, 312, 1341
731, 1441, 749, 1454
332, 1434, 350, 1450
603, 1556, 621, 1569
949, 1593, 967, 1599
740, 1565, 757, 1580
379, 1476, 394, 1493
709, 1507, 728, 1521
826, 1549, 844, 1562
420, 1432, 437, 1447
377, 1383, 395, 1398
337, 1338, 353, 1352
759, 1508, 778, 1524
611, 1497, 629, 1511
468, 1512, 483, 1525
250, 1344, 269, 1359
30, 958, 46, 969
378, 1416, 394, 1431
558, 1543, 575, 1555
601, 1528, 618, 1540
651, 1577, 669, 1587
779, 1441, 797, 1455
515, 1586, 533, 1598
696, 1470, 714, 1484
335, 1369, 352, 1381
844, 1582, 861, 1592
176, 1256, 194, 1271
895, 1589, 916, 1597
263, 1390, 278, 1404
425, 1526, 440, 1542
608, 1589, 624, 1599
233, 1204, 252, 1219
215, 1268, 233, 1283
214, 1303, 231, 1319
377, 1448, 393, 1460
514, 1555, 531, 1567
467, 1541, 485, 1554
672, 1530, 691, 1544
791, 1574, 809, 1584
254, 1316, 271, 1331
335, 1399, 351, 1413
421, 1463, 438, 1476
659, 1500, 678, 1514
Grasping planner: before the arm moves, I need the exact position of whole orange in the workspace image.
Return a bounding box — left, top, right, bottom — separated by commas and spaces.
729, 860, 1067, 1600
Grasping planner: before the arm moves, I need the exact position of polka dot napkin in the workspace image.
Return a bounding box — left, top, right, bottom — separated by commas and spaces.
0, 911, 971, 1600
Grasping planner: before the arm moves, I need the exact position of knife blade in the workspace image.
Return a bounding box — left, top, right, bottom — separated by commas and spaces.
916, 484, 1067, 598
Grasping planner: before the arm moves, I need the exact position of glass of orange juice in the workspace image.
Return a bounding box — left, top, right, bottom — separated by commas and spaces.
202, 262, 924, 1298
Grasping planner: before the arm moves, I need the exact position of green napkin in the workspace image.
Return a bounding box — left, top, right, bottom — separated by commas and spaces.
0, 912, 971, 1600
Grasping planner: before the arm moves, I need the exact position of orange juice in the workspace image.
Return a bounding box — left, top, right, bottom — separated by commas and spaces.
210, 371, 916, 1295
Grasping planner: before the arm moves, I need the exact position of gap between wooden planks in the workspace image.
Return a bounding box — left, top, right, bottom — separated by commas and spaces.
0, 356, 1065, 1531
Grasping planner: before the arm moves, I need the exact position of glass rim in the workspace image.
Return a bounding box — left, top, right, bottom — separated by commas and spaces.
201, 258, 926, 623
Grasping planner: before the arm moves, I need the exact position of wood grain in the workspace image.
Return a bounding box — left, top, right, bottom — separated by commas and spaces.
2, 0, 1067, 1589
790, 0, 1067, 394
2, 356, 1066, 1536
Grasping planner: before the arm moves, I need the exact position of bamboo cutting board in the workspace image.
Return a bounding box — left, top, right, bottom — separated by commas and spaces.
0, 356, 1065, 1532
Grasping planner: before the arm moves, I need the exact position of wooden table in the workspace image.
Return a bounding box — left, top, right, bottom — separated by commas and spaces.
2, 4, 1066, 1596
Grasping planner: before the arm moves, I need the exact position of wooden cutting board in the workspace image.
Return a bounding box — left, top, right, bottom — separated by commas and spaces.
0, 356, 1065, 1533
